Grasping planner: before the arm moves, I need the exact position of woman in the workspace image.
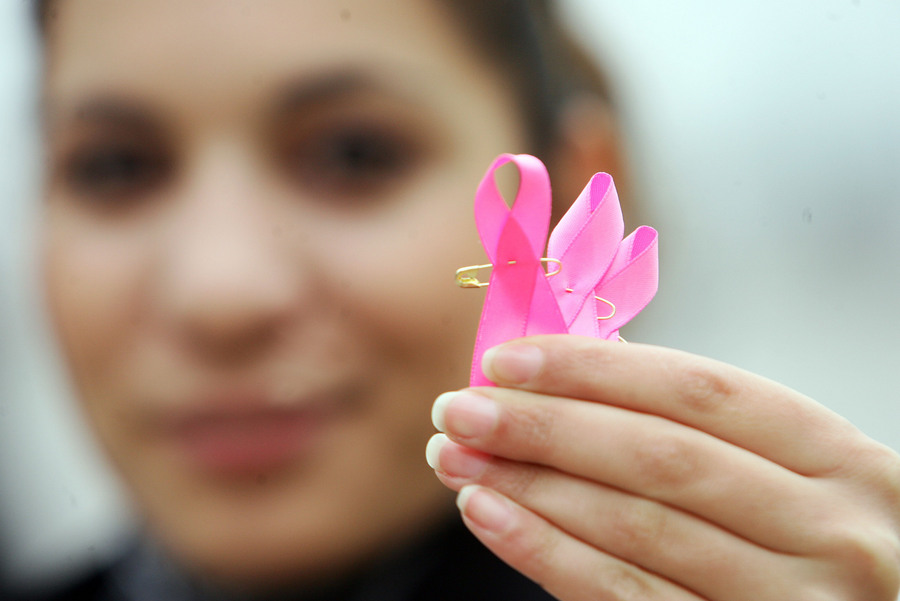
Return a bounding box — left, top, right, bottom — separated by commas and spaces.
33, 0, 900, 600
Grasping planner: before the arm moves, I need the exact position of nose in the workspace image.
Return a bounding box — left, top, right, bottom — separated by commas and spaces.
156, 149, 300, 364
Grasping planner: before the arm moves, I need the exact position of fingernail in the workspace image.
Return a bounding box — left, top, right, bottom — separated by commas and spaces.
425, 434, 490, 478
456, 485, 513, 534
425, 433, 446, 470
482, 343, 544, 384
431, 391, 456, 432
438, 391, 499, 439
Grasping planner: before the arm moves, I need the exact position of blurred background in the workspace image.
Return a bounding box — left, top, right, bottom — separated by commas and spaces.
2, 0, 898, 592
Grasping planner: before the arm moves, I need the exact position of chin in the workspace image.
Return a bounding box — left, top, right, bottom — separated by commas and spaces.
152, 497, 378, 589
134, 459, 454, 591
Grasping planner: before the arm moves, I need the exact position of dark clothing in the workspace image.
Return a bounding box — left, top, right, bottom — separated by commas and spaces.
10, 518, 555, 601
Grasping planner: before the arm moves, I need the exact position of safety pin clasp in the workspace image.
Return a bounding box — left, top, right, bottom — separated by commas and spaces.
455, 258, 563, 288
542, 257, 563, 277
595, 296, 617, 321
455, 263, 493, 288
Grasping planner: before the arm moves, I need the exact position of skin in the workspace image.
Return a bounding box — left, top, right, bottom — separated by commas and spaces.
41, 0, 528, 588
430, 337, 900, 600
40, 0, 900, 599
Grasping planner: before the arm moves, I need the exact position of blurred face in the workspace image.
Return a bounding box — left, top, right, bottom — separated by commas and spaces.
41, 0, 528, 588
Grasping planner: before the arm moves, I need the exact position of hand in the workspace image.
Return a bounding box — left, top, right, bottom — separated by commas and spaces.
426, 336, 900, 601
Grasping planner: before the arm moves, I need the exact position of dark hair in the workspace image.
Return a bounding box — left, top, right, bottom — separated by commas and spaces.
33, 0, 612, 156
435, 0, 613, 153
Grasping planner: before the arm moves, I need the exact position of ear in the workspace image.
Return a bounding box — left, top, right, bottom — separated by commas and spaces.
547, 94, 630, 225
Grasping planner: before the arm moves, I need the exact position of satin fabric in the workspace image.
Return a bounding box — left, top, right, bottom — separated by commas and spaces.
469, 154, 658, 386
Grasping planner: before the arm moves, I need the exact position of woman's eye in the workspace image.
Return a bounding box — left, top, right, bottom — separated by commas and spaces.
62, 145, 171, 203
284, 127, 421, 200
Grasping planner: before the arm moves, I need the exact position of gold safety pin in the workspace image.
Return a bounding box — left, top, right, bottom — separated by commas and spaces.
455, 258, 562, 288
594, 296, 627, 342
595, 296, 617, 321
455, 262, 629, 343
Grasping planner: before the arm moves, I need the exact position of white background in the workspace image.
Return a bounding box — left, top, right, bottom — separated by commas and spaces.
2, 0, 898, 591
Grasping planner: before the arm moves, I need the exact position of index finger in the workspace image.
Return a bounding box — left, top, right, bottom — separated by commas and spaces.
481, 335, 867, 478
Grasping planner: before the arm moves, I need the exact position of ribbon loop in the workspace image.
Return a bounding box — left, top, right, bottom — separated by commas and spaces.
474, 154, 552, 262
547, 172, 625, 329
470, 155, 566, 385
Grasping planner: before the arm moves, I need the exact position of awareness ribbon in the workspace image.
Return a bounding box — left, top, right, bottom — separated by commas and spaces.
468, 154, 659, 386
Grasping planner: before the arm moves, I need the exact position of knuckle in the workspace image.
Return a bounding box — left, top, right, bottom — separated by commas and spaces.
632, 432, 700, 491
544, 337, 618, 395
675, 362, 736, 414
609, 498, 669, 558
792, 585, 851, 601
873, 445, 900, 512
600, 563, 657, 601
502, 399, 560, 460
496, 500, 661, 601
488, 461, 542, 502
835, 440, 900, 516
819, 526, 900, 600
502, 516, 561, 584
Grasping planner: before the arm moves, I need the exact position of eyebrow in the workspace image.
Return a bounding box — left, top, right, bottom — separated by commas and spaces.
43, 96, 161, 133
43, 69, 417, 133
271, 69, 410, 116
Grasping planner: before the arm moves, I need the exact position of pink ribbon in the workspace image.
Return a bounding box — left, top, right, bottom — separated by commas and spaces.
468, 154, 658, 386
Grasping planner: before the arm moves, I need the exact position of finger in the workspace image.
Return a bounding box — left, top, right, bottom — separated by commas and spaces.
454, 484, 706, 601
429, 434, 822, 601
481, 336, 868, 478
432, 388, 844, 553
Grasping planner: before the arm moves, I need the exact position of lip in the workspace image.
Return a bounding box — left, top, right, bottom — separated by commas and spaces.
162, 391, 353, 477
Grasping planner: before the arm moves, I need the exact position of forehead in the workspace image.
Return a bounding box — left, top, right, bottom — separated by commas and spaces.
44, 0, 506, 119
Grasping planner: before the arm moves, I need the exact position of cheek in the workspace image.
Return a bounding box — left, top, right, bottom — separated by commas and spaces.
319, 178, 487, 384
42, 213, 147, 404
